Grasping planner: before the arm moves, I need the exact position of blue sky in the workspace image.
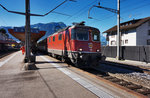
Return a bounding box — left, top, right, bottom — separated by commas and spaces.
0, 0, 150, 33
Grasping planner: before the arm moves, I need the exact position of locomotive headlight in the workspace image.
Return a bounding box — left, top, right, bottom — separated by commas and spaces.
80, 55, 83, 58
96, 49, 100, 52
79, 48, 83, 51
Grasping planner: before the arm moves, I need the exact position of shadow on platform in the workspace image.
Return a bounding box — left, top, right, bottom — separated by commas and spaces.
38, 66, 69, 69
35, 61, 65, 64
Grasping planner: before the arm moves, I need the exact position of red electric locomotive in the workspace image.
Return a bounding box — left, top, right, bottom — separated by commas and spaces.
46, 22, 102, 67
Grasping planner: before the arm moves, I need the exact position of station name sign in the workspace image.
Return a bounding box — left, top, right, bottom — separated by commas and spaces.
14, 27, 40, 33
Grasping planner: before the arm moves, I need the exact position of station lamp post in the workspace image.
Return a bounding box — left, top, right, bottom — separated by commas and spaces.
88, 0, 121, 60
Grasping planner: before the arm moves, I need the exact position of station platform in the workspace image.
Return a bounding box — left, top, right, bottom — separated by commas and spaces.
105, 57, 150, 71
0, 51, 141, 98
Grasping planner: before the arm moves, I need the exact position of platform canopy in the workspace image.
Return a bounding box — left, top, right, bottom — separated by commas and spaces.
8, 27, 46, 43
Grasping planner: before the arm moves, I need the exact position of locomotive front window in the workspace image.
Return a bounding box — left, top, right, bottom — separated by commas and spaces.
92, 30, 100, 41
76, 28, 89, 41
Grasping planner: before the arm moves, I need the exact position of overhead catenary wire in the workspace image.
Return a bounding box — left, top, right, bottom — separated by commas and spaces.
65, 0, 149, 25
64, 0, 98, 21
89, 0, 150, 25
91, 0, 147, 21
0, 0, 75, 17
65, 0, 120, 23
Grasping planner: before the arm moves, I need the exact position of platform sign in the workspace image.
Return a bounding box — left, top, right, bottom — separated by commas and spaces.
14, 27, 39, 33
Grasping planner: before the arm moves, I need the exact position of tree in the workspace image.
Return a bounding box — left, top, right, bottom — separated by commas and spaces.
0, 28, 6, 34
0, 28, 9, 39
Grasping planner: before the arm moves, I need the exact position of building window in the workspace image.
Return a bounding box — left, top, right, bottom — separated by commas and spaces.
111, 41, 116, 45
148, 30, 150, 35
58, 34, 62, 40
49, 38, 51, 42
125, 39, 128, 44
147, 39, 150, 45
53, 36, 55, 42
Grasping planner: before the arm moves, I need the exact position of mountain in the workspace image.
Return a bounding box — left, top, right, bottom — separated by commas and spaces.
30, 22, 66, 41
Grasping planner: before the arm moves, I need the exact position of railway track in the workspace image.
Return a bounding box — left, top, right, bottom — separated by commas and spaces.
100, 61, 150, 75
83, 68, 150, 97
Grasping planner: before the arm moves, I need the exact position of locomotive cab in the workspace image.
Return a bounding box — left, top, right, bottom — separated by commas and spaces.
46, 22, 102, 68
69, 26, 101, 67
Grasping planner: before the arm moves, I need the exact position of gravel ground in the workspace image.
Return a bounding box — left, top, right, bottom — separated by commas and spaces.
98, 64, 150, 89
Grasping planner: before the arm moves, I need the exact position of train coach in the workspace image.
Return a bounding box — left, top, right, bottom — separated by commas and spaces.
38, 22, 102, 67
37, 38, 47, 53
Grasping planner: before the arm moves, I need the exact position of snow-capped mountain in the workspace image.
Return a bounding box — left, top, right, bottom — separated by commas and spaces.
30, 22, 66, 41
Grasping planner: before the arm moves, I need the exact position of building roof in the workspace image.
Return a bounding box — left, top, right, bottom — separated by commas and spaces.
103, 16, 150, 33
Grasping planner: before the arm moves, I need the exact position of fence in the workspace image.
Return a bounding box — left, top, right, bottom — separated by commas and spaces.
101, 46, 150, 63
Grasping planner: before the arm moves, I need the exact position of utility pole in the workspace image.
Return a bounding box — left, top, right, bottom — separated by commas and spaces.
117, 0, 121, 60
25, 0, 31, 62
88, 0, 121, 60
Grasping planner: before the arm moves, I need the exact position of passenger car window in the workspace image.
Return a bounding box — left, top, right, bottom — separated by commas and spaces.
49, 38, 51, 42
58, 34, 62, 40
53, 36, 55, 42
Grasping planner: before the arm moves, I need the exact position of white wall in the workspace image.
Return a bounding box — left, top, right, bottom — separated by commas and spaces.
108, 29, 136, 46
136, 20, 150, 45
122, 29, 136, 46
108, 34, 116, 46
